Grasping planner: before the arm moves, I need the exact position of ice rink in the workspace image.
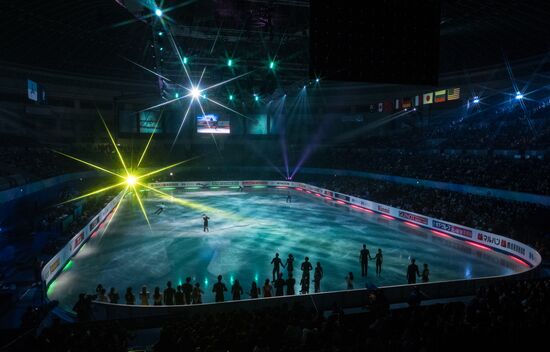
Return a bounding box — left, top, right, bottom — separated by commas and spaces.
48, 188, 528, 310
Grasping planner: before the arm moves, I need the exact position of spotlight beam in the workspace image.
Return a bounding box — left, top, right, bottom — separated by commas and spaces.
58, 181, 127, 205
98, 111, 129, 176
201, 70, 256, 93
137, 111, 163, 168
167, 31, 193, 85
121, 57, 174, 83
137, 157, 200, 180
131, 184, 150, 228
100, 186, 129, 238
172, 99, 194, 147
52, 150, 126, 180
138, 94, 191, 113
205, 97, 252, 120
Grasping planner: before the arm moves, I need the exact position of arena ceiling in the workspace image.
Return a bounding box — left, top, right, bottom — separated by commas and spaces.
1, 0, 549, 87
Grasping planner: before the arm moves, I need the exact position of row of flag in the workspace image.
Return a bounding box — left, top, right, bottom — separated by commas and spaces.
366, 87, 461, 113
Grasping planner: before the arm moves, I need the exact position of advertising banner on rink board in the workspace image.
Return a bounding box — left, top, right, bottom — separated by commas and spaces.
398, 211, 429, 225
295, 183, 540, 267
42, 191, 125, 286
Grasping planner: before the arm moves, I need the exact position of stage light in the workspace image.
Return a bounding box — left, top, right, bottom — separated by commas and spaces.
229, 94, 234, 101
175, 93, 179, 98
155, 8, 163, 17
183, 57, 188, 64
160, 47, 164, 51
191, 87, 201, 99
515, 92, 523, 100
473, 97, 480, 104
269, 61, 275, 69
254, 94, 259, 102
227, 59, 233, 67
158, 31, 163, 36
315, 78, 320, 83
126, 175, 137, 186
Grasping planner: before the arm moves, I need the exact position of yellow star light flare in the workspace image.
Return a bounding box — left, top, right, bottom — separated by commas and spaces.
53, 111, 198, 227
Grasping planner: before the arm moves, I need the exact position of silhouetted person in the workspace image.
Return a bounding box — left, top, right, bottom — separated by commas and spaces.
407, 258, 420, 284
271, 252, 285, 281
73, 293, 92, 321
250, 281, 260, 299
263, 279, 273, 297
108, 287, 119, 304
286, 273, 296, 295
286, 191, 292, 203
301, 256, 312, 281
274, 273, 285, 296
231, 279, 244, 300
300, 276, 310, 294
408, 286, 425, 307
360, 244, 373, 277
313, 262, 323, 293
153, 287, 162, 305
125, 287, 135, 305
182, 277, 193, 304
212, 275, 227, 302
374, 249, 383, 277
154, 202, 165, 215
192, 282, 203, 304
175, 285, 184, 304
164, 281, 176, 305
140, 286, 150, 305
346, 272, 354, 289
285, 254, 295, 275
203, 214, 210, 232
421, 263, 430, 283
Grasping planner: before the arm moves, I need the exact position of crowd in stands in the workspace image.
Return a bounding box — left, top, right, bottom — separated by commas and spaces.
303, 175, 549, 256
11, 278, 548, 351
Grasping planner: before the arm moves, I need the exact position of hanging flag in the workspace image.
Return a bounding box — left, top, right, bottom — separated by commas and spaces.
378, 102, 384, 112
394, 98, 401, 110
434, 89, 446, 103
402, 97, 412, 108
447, 87, 461, 100
414, 95, 421, 107
423, 92, 433, 105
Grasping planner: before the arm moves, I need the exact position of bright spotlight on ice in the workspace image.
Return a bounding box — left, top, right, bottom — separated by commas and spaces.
126, 175, 137, 186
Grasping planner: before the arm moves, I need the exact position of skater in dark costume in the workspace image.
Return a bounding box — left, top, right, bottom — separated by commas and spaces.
182, 277, 193, 304
313, 262, 323, 293
154, 203, 165, 215
271, 253, 285, 281
407, 258, 421, 284
212, 275, 227, 302
360, 244, 373, 277
301, 257, 313, 282
274, 273, 286, 296
286, 191, 292, 203
249, 281, 260, 299
263, 279, 273, 297
202, 214, 210, 232
285, 254, 295, 275
286, 273, 296, 295
300, 276, 310, 294
374, 249, 383, 277
231, 279, 244, 300
421, 263, 430, 283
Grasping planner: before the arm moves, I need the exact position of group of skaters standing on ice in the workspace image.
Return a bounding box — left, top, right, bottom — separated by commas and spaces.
267, 253, 323, 295
359, 244, 430, 284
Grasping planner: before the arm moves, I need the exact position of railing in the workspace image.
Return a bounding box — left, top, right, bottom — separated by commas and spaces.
39, 180, 541, 319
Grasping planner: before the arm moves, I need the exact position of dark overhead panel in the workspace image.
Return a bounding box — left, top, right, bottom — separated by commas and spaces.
310, 0, 440, 85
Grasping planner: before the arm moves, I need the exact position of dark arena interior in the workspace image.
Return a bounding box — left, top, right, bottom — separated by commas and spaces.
1, 0, 550, 350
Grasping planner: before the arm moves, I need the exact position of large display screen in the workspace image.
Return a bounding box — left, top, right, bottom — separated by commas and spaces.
197, 114, 230, 134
